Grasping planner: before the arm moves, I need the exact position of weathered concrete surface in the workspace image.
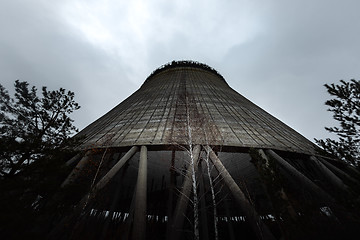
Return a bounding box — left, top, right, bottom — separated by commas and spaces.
75, 63, 317, 155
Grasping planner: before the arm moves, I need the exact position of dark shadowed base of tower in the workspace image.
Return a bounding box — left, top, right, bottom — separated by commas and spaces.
42, 145, 360, 240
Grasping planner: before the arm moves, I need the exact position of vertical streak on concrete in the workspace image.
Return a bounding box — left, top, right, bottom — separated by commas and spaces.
132, 146, 148, 240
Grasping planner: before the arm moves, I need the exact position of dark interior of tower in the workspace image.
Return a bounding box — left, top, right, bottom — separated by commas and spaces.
23, 145, 360, 240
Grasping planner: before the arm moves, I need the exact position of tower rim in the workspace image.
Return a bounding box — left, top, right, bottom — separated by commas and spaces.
145, 60, 226, 82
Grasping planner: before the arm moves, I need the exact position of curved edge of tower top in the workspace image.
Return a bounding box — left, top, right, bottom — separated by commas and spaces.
74, 60, 319, 156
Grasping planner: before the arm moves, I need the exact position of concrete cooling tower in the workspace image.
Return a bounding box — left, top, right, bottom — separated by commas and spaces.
50, 61, 360, 240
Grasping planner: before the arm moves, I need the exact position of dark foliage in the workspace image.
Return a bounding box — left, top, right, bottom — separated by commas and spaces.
0, 80, 80, 177
0, 80, 81, 238
315, 79, 360, 166
0, 153, 74, 239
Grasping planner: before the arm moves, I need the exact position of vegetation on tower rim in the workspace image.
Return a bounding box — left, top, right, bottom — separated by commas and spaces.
145, 60, 226, 82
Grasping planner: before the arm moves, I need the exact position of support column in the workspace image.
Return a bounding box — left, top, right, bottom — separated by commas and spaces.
132, 146, 148, 240
100, 152, 134, 240
65, 153, 81, 167
205, 146, 276, 240
168, 145, 201, 240
123, 187, 138, 240
265, 150, 334, 202
309, 156, 350, 193
345, 165, 360, 179
318, 158, 359, 185
76, 146, 139, 210
256, 149, 298, 220
61, 150, 91, 188
92, 146, 138, 194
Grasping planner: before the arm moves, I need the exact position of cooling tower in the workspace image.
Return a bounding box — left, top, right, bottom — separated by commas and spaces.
51, 61, 360, 240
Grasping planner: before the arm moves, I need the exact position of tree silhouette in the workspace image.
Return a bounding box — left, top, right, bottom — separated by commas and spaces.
315, 79, 360, 166
0, 80, 81, 238
0, 80, 80, 177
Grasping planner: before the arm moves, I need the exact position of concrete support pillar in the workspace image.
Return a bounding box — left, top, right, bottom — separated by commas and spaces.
168, 145, 201, 240
205, 146, 276, 240
309, 156, 350, 193
65, 153, 81, 167
318, 157, 359, 185
75, 147, 138, 213
99, 153, 133, 240
345, 165, 360, 179
132, 146, 148, 240
123, 187, 137, 240
265, 150, 334, 202
61, 151, 91, 188
256, 149, 298, 221
92, 146, 138, 194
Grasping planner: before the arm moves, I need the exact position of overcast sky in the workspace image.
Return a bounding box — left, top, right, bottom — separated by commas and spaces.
1, 0, 359, 143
